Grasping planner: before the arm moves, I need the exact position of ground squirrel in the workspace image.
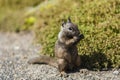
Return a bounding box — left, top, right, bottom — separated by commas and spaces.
28, 17, 84, 75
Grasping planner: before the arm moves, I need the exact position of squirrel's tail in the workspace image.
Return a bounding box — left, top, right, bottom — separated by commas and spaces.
28, 55, 58, 68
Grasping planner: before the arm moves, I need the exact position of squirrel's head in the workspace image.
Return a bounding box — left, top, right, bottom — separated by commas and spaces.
61, 17, 80, 38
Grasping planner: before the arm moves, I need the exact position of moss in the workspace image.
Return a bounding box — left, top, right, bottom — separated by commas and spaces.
34, 0, 120, 69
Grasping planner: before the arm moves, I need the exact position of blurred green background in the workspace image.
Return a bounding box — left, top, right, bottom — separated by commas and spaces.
0, 0, 120, 70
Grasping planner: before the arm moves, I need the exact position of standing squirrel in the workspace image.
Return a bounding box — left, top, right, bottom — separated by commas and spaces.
28, 17, 84, 75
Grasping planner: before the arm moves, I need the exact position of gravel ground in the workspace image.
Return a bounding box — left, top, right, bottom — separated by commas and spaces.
0, 32, 120, 80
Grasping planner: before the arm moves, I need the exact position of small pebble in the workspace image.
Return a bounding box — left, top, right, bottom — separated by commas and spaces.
14, 46, 20, 50
0, 50, 2, 56
67, 77, 73, 80
113, 70, 119, 75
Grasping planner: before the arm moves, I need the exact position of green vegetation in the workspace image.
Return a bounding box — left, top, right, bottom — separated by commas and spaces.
0, 0, 43, 32
0, 0, 120, 70
0, 0, 42, 9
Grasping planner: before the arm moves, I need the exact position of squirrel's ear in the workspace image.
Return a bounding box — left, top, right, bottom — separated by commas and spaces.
67, 17, 71, 23
61, 19, 66, 27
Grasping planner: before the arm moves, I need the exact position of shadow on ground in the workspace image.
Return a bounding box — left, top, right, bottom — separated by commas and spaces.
66, 52, 112, 74
80, 52, 112, 71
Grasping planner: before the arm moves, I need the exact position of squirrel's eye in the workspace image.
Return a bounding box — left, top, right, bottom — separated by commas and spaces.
68, 27, 72, 30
